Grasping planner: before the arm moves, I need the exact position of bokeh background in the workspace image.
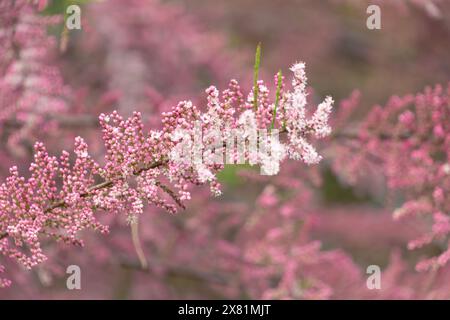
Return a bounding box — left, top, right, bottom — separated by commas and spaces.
0, 0, 449, 299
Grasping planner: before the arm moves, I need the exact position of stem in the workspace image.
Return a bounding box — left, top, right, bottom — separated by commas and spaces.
270, 70, 283, 131
332, 130, 411, 141
131, 218, 148, 270
155, 181, 186, 210
0, 158, 168, 241
2, 126, 400, 243
253, 43, 261, 111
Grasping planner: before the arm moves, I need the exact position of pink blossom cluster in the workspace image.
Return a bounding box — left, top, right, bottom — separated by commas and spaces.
0, 61, 333, 287
221, 186, 361, 299
169, 63, 333, 178
332, 84, 450, 272
1, 0, 449, 300
283, 63, 334, 164
0, 0, 69, 159
0, 0, 243, 292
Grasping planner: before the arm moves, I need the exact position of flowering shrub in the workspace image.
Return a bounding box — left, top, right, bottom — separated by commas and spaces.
62, 0, 243, 119
331, 84, 450, 272
0, 0, 449, 300
0, 55, 334, 286
0, 0, 69, 160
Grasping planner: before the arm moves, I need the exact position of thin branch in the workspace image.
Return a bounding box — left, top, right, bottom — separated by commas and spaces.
155, 181, 186, 210
270, 70, 283, 131
130, 218, 148, 270
253, 42, 261, 111
0, 158, 168, 241
120, 259, 228, 285
332, 130, 411, 141
3, 115, 99, 130
0, 127, 389, 243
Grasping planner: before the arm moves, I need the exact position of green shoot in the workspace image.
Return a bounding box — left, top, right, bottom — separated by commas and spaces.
271, 70, 283, 131
253, 43, 262, 111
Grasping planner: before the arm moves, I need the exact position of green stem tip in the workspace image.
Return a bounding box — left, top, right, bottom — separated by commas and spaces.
253, 42, 262, 111
271, 70, 283, 131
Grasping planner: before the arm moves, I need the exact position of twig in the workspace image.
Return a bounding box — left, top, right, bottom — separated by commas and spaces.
130, 218, 148, 270
3, 115, 99, 130
0, 159, 168, 241
253, 43, 261, 111
155, 181, 186, 210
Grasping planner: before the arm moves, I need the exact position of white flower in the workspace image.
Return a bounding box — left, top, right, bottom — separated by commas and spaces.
310, 96, 334, 138
169, 128, 189, 142
288, 135, 322, 165
443, 163, 450, 175
238, 110, 257, 128
260, 135, 286, 176
196, 164, 214, 183
290, 62, 307, 82
79, 151, 89, 158
259, 84, 269, 94
238, 110, 258, 144
150, 130, 162, 140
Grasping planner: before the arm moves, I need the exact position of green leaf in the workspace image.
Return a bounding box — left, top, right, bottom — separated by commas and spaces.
253, 43, 262, 111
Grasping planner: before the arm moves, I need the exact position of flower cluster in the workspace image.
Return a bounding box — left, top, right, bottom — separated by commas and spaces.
332, 84, 450, 271
3, 0, 447, 300
284, 63, 334, 164
0, 62, 333, 287
0, 0, 69, 159
168, 63, 333, 180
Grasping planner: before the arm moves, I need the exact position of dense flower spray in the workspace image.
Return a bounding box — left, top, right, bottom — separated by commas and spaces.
0, 0, 69, 159
1, 0, 449, 300
331, 84, 450, 272
0, 59, 334, 286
